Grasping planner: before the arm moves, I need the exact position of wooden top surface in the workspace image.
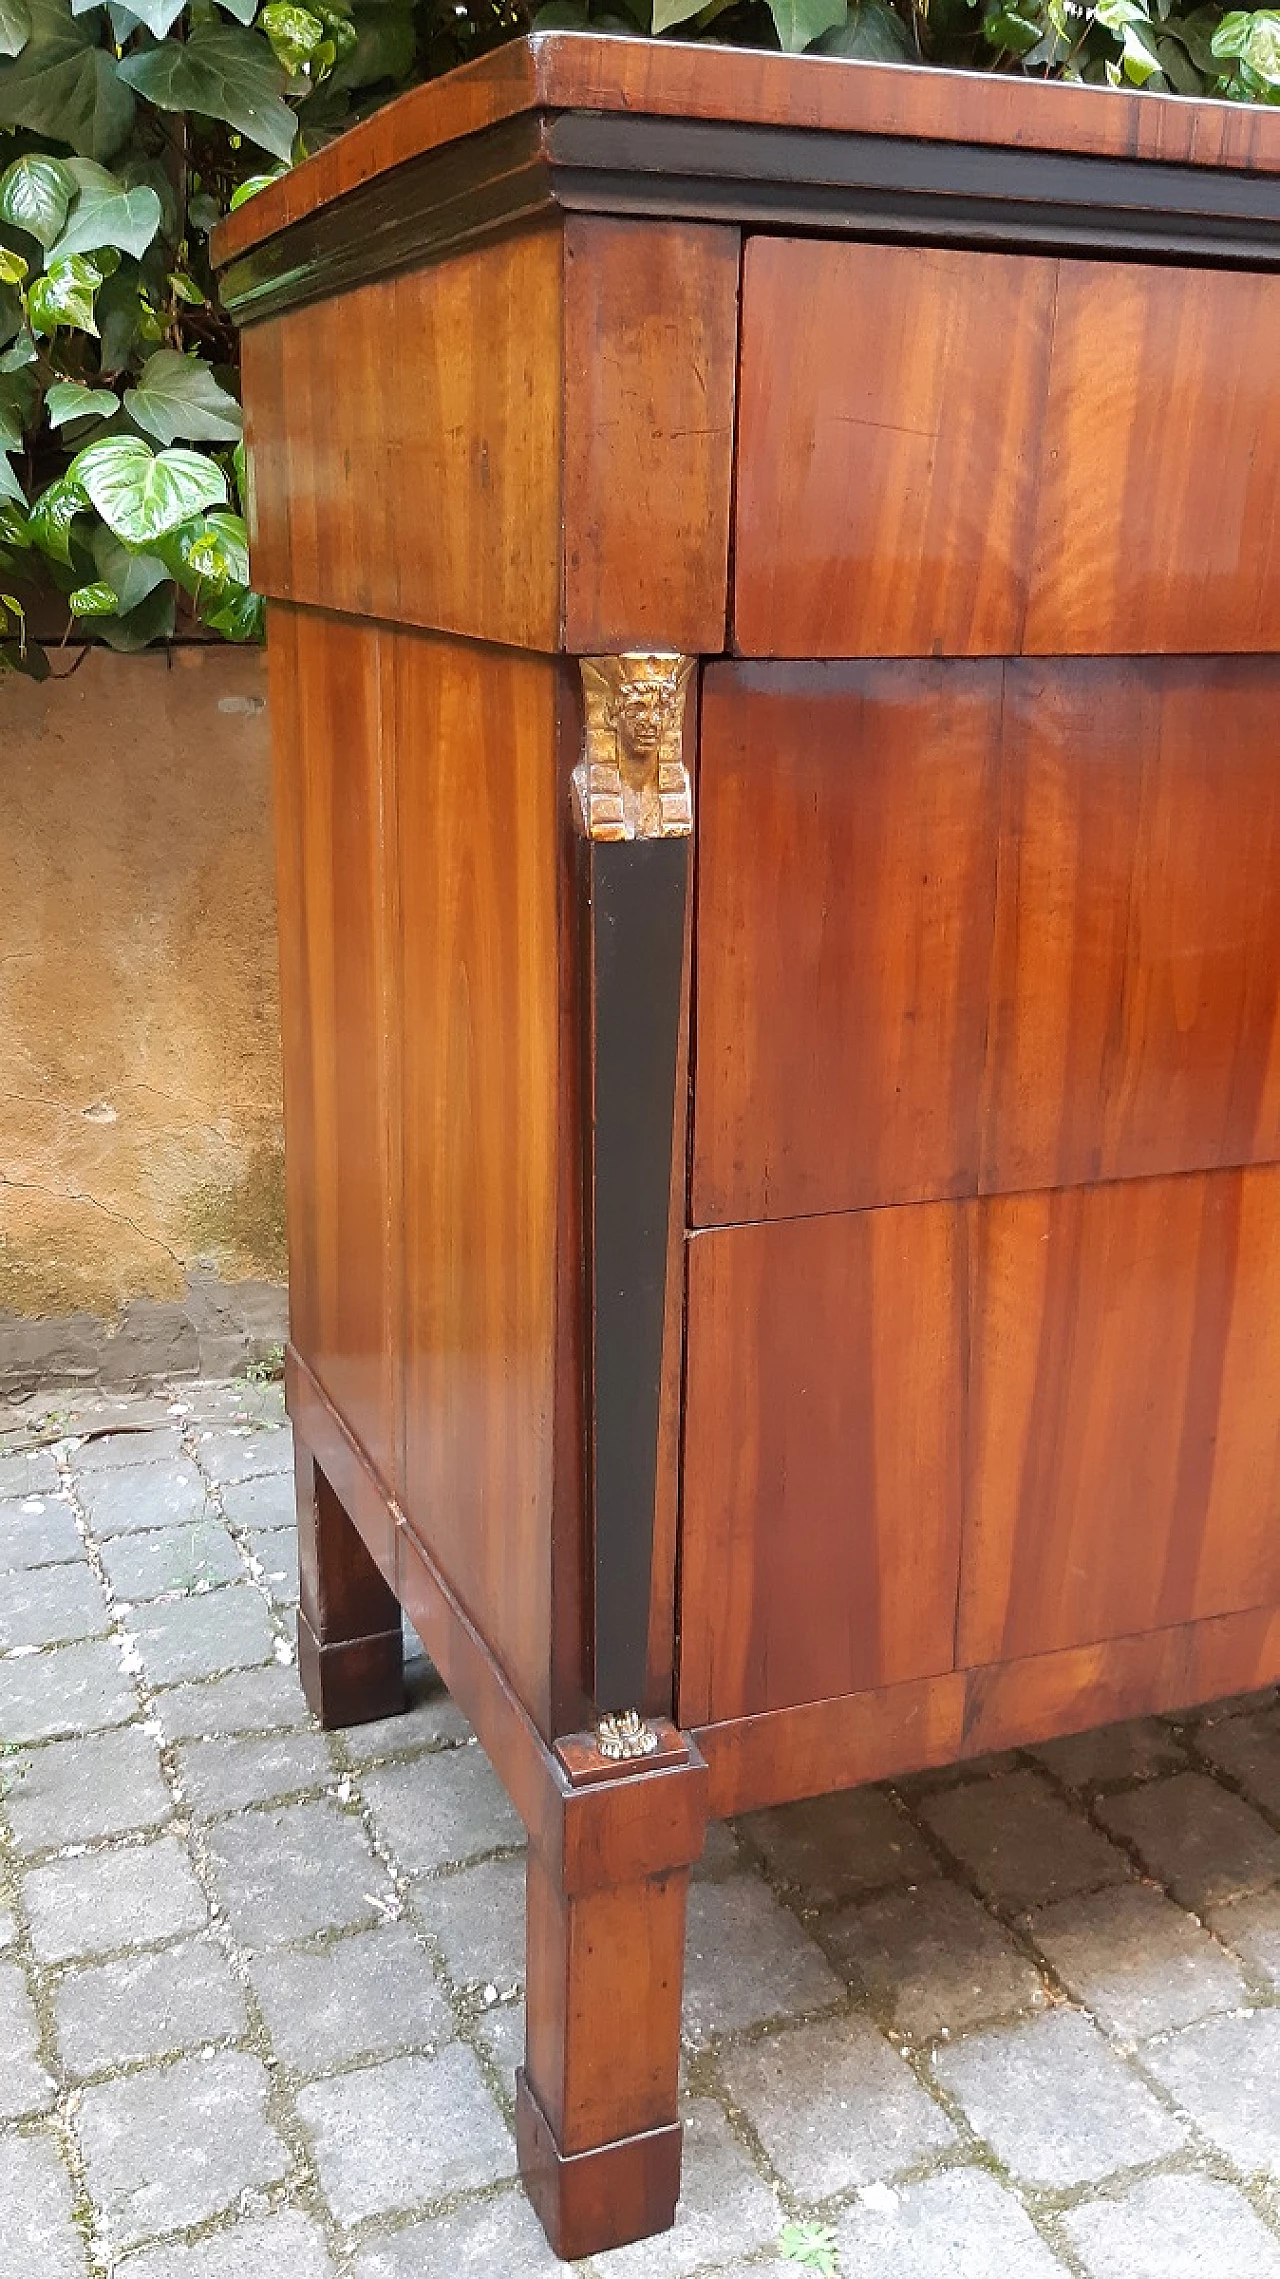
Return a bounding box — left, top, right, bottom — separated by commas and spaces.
213, 31, 1280, 268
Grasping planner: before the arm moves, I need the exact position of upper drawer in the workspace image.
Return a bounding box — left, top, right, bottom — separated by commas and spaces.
732, 239, 1280, 658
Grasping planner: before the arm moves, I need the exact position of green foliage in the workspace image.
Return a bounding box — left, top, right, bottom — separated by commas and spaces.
779, 2220, 840, 2275
2, 0, 1278, 674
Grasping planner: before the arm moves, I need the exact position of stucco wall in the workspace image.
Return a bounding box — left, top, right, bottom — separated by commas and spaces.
0, 644, 287, 1392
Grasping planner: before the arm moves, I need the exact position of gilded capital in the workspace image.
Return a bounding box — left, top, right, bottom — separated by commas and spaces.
572, 653, 694, 842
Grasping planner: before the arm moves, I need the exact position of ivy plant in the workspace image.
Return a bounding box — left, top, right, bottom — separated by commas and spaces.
2, 0, 1279, 674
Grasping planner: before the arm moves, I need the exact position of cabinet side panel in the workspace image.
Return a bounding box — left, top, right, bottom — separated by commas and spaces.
268, 605, 401, 1492
679, 1207, 965, 1725
562, 217, 739, 655
241, 223, 563, 647
394, 631, 565, 1732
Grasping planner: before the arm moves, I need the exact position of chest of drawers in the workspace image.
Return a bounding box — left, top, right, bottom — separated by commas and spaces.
215, 43, 1280, 2252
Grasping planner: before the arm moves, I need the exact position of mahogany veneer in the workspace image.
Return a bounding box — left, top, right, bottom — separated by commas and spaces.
216, 37, 1280, 2257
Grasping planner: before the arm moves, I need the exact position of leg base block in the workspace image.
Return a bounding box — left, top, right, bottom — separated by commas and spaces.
297, 1609, 404, 1728
515, 2067, 682, 2261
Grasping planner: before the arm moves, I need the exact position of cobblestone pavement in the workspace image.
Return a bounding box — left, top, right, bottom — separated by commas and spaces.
2, 1381, 1280, 2277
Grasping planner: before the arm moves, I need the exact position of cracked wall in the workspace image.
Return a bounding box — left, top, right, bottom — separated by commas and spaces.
0, 644, 287, 1392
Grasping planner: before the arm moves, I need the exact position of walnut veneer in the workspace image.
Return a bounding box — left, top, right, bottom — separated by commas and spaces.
215, 38, 1280, 2256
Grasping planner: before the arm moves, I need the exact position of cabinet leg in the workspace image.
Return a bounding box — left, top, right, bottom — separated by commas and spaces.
294, 1439, 404, 1727
517, 1740, 706, 2259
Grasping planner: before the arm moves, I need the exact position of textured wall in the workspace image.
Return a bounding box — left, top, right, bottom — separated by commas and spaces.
0, 644, 287, 1391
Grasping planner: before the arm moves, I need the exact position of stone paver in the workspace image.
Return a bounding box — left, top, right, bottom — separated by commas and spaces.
0, 1637, 135, 1741
932, 2009, 1186, 2186
826, 1877, 1047, 2041
297, 2046, 515, 2222
54, 1937, 247, 2075
77, 1463, 210, 1538
738, 1788, 937, 1908
1027, 1880, 1248, 2040
1142, 2008, 1280, 2172
1208, 1887, 1280, 1989
75, 2049, 292, 2248
25, 1836, 208, 1963
6, 1725, 171, 1855
98, 1522, 244, 1601
0, 1494, 83, 1571
204, 1798, 392, 1948
6, 1380, 1280, 2279
116, 2210, 336, 2279
722, 2014, 955, 2195
919, 1770, 1130, 1912
0, 2128, 88, 2278
352, 2191, 563, 2278
682, 1875, 843, 2045
1097, 1770, 1280, 1908
363, 1745, 524, 1873
1062, 2171, 1280, 2278
835, 2166, 1069, 2278
175, 1729, 333, 1819
249, 1924, 453, 2073
0, 1560, 108, 1651
126, 1585, 279, 1687
193, 1427, 293, 1484
1196, 1701, 1280, 1817
0, 1959, 56, 2117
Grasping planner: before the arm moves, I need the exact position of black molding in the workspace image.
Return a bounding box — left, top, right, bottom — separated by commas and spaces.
584, 834, 689, 1716
219, 102, 1280, 324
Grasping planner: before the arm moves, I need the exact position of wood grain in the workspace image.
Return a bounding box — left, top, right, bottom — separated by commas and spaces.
959, 1168, 1280, 1668
393, 630, 566, 1734
293, 1434, 404, 1727
679, 1206, 965, 1725
562, 217, 737, 655
1025, 262, 1280, 654
983, 660, 1280, 1193
268, 606, 402, 1491
213, 33, 1280, 269
733, 242, 1053, 659
692, 662, 1001, 1225
242, 224, 564, 647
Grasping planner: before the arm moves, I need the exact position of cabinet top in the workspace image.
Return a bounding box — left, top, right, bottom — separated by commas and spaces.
213, 30, 1280, 312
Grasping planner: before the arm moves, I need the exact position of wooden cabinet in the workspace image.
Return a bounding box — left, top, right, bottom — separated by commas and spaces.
215, 38, 1280, 2257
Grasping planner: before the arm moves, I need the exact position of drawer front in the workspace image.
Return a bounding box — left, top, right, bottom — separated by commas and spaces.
692, 658, 1280, 1226
733, 239, 1280, 658
679, 1206, 965, 1726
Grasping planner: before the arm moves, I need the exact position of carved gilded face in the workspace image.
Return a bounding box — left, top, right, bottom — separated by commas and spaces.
608, 671, 681, 760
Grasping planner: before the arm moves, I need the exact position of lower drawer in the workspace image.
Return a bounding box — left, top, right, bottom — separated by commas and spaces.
677, 1167, 1280, 1726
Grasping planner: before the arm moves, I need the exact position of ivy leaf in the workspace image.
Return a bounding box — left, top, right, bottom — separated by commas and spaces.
0, 153, 77, 249
228, 170, 284, 209
68, 435, 229, 544
99, 576, 175, 649
649, 0, 703, 31
48, 159, 163, 263
0, 367, 38, 446
29, 472, 89, 563
983, 2, 1044, 47
69, 578, 119, 615
0, 0, 30, 55
201, 581, 264, 640
27, 252, 102, 336
0, 453, 25, 507
91, 0, 187, 33
0, 247, 29, 286
0, 0, 136, 160
91, 520, 169, 611
765, 0, 847, 49
118, 27, 298, 162
161, 506, 251, 591
214, 0, 262, 24
260, 0, 325, 67
327, 0, 413, 88
0, 325, 36, 370
125, 349, 243, 444
816, 0, 912, 57
0, 500, 31, 548
46, 379, 119, 427
1210, 5, 1254, 50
